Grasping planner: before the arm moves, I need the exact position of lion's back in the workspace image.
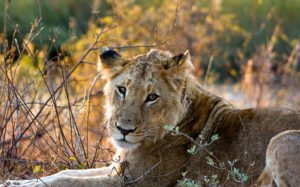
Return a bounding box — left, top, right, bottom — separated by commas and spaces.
185, 107, 300, 185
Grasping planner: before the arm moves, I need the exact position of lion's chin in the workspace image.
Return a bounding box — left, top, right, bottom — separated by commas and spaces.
112, 139, 140, 150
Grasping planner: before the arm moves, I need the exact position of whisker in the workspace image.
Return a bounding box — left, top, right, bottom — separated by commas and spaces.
144, 127, 160, 137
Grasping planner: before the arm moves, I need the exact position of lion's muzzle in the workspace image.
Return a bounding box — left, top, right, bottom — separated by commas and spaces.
116, 125, 137, 136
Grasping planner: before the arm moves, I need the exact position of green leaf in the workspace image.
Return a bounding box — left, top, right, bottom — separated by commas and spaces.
205, 156, 215, 166
210, 134, 219, 142
187, 145, 197, 155
182, 171, 188, 177
33, 165, 45, 174
69, 156, 76, 161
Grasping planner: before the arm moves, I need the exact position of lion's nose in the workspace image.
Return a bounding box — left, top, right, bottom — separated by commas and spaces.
116, 125, 136, 136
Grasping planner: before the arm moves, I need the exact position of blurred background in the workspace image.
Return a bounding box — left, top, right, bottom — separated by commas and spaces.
0, 0, 299, 181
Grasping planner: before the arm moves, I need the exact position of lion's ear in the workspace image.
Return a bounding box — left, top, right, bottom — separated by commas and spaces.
98, 47, 125, 79
164, 50, 194, 71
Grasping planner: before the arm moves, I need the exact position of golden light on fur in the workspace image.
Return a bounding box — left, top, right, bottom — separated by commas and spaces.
104, 101, 113, 119
98, 48, 193, 150
4, 49, 300, 187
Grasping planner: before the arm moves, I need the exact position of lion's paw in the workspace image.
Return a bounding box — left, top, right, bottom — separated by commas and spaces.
4, 179, 45, 187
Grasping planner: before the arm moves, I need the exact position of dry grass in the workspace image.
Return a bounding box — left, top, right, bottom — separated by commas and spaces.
0, 25, 115, 181
0, 0, 300, 183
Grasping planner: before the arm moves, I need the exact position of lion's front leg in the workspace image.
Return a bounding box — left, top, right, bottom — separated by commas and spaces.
4, 175, 122, 187
3, 165, 117, 187
44, 165, 114, 178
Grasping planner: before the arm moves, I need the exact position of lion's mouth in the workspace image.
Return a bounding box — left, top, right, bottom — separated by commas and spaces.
117, 138, 131, 143
113, 138, 139, 149
115, 138, 137, 145
109, 129, 143, 150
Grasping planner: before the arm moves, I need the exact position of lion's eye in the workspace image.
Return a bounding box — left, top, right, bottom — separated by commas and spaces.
116, 86, 126, 97
145, 93, 159, 102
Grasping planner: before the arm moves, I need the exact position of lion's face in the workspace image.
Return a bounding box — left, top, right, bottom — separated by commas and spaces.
99, 49, 193, 149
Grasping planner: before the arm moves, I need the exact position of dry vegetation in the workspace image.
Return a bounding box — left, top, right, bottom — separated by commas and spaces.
0, 0, 299, 184
0, 24, 115, 181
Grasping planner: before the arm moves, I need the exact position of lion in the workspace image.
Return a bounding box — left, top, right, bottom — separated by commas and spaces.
3, 48, 300, 187
255, 130, 300, 187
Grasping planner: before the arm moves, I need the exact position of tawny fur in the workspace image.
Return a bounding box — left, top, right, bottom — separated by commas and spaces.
3, 49, 300, 187
255, 130, 300, 187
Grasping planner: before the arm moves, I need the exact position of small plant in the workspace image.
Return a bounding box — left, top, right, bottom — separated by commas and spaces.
164, 125, 248, 185
164, 125, 219, 155
177, 172, 199, 187
203, 174, 219, 185
227, 160, 249, 183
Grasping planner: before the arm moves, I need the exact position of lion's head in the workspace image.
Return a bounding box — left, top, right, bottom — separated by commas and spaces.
99, 49, 193, 149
